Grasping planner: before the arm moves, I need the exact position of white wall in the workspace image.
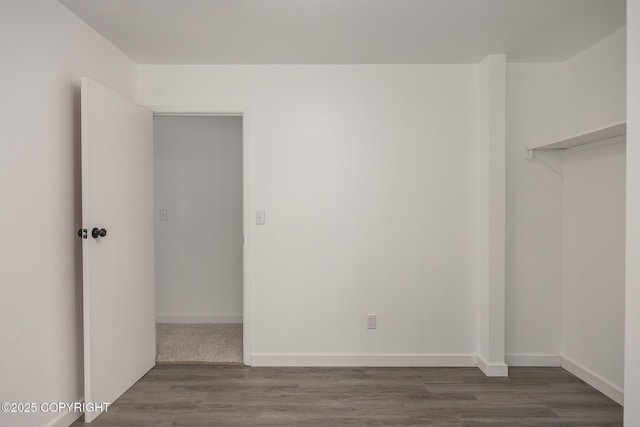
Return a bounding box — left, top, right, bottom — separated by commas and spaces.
562, 141, 626, 398
477, 55, 507, 376
625, 0, 640, 423
154, 116, 243, 323
506, 63, 566, 364
139, 65, 481, 361
0, 1, 137, 426
566, 28, 627, 136
561, 28, 626, 402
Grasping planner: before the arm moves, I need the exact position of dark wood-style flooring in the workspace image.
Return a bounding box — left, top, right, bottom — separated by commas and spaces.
72, 365, 623, 426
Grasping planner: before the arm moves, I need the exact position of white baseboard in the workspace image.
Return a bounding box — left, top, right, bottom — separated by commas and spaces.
156, 315, 242, 324
251, 354, 478, 367
477, 356, 508, 377
506, 354, 562, 367
561, 356, 624, 405
502, 353, 623, 404
46, 407, 82, 427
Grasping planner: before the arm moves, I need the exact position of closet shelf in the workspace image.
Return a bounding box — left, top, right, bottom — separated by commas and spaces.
527, 121, 626, 158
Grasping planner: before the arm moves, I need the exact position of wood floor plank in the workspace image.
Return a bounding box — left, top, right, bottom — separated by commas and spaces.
71, 365, 623, 426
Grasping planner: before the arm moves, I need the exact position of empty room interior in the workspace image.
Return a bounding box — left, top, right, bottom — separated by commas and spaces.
2, 0, 640, 426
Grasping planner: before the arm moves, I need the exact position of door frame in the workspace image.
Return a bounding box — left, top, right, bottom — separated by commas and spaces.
149, 106, 252, 366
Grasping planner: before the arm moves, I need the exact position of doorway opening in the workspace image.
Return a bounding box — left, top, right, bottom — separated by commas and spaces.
153, 115, 244, 364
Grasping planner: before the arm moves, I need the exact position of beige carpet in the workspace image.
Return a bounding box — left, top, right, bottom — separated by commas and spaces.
156, 323, 243, 364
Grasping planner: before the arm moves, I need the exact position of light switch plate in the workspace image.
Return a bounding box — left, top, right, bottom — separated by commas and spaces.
160, 209, 167, 221
256, 210, 266, 225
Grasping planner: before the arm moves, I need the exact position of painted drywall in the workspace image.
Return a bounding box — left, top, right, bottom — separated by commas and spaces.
561, 27, 627, 401
505, 63, 566, 364
566, 28, 627, 136
625, 0, 640, 422
477, 55, 507, 376
0, 1, 137, 426
139, 64, 480, 360
154, 116, 243, 323
562, 141, 626, 398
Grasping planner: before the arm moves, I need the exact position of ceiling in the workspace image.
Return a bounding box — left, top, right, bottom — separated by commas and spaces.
59, 0, 626, 64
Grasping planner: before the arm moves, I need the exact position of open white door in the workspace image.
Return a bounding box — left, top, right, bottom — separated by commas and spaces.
80, 78, 155, 422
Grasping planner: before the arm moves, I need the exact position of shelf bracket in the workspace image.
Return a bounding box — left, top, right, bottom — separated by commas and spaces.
527, 149, 534, 160
526, 149, 564, 177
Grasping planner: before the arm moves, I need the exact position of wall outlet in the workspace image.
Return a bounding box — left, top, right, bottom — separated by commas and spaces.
367, 314, 377, 329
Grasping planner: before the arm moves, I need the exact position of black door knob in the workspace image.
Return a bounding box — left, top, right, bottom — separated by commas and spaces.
92, 227, 107, 238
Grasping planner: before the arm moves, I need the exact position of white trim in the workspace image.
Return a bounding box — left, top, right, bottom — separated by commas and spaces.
505, 354, 562, 367
561, 356, 624, 405
242, 112, 252, 367
146, 105, 246, 115
251, 354, 478, 367
477, 356, 508, 377
46, 406, 82, 427
153, 112, 241, 117
155, 315, 242, 324
147, 105, 252, 367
